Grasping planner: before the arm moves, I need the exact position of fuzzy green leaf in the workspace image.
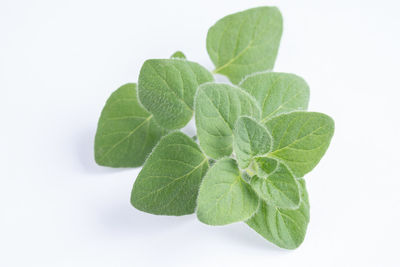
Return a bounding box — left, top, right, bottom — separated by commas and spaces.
131, 132, 208, 215
197, 158, 259, 225
138, 59, 214, 130
246, 178, 309, 249
253, 157, 278, 178
265, 112, 334, 177
239, 72, 310, 122
233, 116, 272, 169
94, 83, 167, 167
170, 51, 186, 59
207, 6, 283, 84
195, 83, 260, 159
250, 160, 300, 209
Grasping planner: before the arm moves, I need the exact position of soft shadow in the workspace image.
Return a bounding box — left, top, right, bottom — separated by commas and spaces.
214, 223, 288, 252
98, 201, 194, 238
76, 128, 131, 174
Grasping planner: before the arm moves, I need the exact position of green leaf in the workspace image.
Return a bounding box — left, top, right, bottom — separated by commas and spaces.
197, 158, 259, 225
130, 131, 208, 215
250, 160, 300, 209
253, 157, 278, 178
265, 111, 334, 177
297, 178, 310, 222
233, 116, 272, 169
246, 178, 309, 249
195, 83, 260, 159
94, 83, 167, 167
170, 51, 186, 59
138, 59, 214, 130
207, 6, 283, 84
239, 72, 310, 122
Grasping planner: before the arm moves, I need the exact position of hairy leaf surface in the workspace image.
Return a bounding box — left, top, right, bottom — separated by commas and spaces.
240, 72, 310, 122
131, 132, 208, 215
195, 83, 260, 159
233, 116, 272, 169
265, 112, 334, 177
197, 158, 259, 225
250, 161, 300, 209
246, 178, 309, 249
94, 83, 166, 167
138, 59, 214, 130
207, 6, 283, 84
253, 157, 278, 178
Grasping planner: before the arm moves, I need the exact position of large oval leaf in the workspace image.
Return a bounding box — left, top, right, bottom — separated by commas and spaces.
196, 158, 259, 225
265, 111, 334, 177
246, 178, 309, 249
94, 83, 167, 167
138, 59, 214, 130
239, 72, 310, 122
195, 83, 260, 159
207, 6, 283, 84
131, 132, 208, 215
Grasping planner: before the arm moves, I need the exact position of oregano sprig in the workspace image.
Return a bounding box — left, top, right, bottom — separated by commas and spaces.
94, 6, 334, 249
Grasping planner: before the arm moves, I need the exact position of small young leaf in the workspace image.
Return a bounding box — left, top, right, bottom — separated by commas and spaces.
94, 83, 167, 167
253, 157, 278, 178
138, 59, 214, 130
250, 161, 300, 209
246, 178, 309, 249
170, 51, 186, 59
195, 83, 260, 159
131, 131, 208, 215
265, 111, 334, 177
207, 6, 283, 84
239, 72, 310, 122
233, 116, 272, 169
197, 158, 259, 225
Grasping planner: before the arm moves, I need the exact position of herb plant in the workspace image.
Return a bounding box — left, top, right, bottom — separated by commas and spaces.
94, 6, 334, 249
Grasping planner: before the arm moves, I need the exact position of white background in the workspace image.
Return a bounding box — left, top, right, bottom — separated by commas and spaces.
1, 0, 399, 266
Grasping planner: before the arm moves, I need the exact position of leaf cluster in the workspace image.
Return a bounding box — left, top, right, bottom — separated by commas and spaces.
94, 6, 334, 249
